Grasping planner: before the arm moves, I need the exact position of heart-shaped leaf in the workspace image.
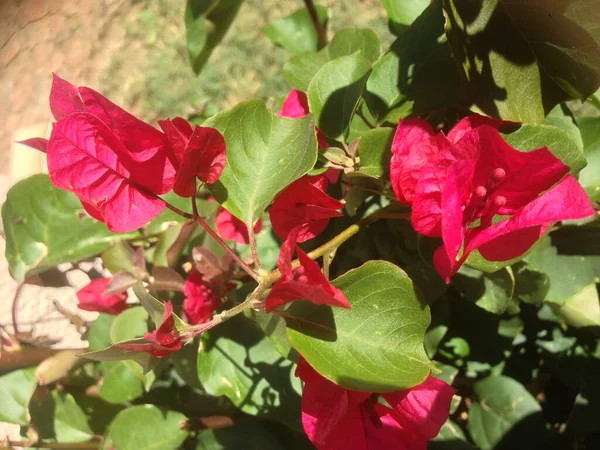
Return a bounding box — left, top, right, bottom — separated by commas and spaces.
307, 53, 372, 139
104, 405, 188, 450
286, 260, 433, 392
205, 99, 318, 225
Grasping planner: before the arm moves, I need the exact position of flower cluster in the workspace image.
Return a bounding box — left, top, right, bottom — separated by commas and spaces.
22, 74, 225, 232
390, 116, 595, 281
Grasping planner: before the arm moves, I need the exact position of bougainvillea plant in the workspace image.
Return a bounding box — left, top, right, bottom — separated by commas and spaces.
2, 1, 600, 449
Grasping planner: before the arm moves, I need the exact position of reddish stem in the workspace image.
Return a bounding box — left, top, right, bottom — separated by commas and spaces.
11, 283, 24, 339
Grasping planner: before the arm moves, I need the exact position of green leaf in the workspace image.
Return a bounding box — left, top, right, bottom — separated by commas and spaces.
263, 5, 328, 53
525, 236, 600, 306
0, 367, 37, 425
197, 314, 301, 418
82, 338, 155, 370
95, 306, 154, 404
513, 262, 550, 306
453, 266, 518, 315
543, 104, 584, 151
286, 260, 433, 392
555, 283, 600, 328
246, 308, 295, 360
444, 0, 600, 122
365, 1, 462, 123
578, 116, 600, 200
88, 314, 116, 351
283, 50, 330, 91
53, 392, 94, 442
430, 419, 473, 449
99, 359, 149, 404
381, 0, 429, 28
237, 218, 280, 271
468, 376, 545, 450
110, 306, 149, 343
133, 282, 187, 331
308, 53, 372, 139
355, 127, 394, 178
185, 0, 245, 74
328, 28, 381, 63
104, 405, 188, 450
502, 123, 587, 174
536, 327, 576, 354
195, 421, 285, 450
205, 99, 318, 224
1, 174, 136, 281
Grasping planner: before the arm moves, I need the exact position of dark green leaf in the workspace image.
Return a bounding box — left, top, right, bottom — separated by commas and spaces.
525, 236, 600, 306
354, 127, 394, 178
205, 99, 318, 224
513, 262, 549, 306
578, 116, 600, 200
104, 405, 188, 450
185, 0, 245, 74
246, 308, 295, 360
468, 376, 545, 449
263, 5, 328, 53
286, 260, 433, 392
444, 0, 600, 122
453, 266, 518, 315
197, 315, 301, 418
328, 28, 381, 63
0, 367, 37, 425
195, 421, 285, 449
2, 174, 136, 281
308, 53, 372, 139
365, 1, 462, 123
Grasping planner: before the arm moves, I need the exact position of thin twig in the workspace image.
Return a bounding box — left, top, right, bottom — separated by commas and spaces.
195, 215, 260, 281
356, 108, 376, 129
182, 205, 410, 337
11, 283, 24, 338
164, 201, 193, 219
246, 219, 265, 272
303, 0, 327, 48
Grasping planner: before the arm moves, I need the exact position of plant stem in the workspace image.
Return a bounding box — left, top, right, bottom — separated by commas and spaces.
166, 197, 260, 281
195, 215, 260, 281
246, 219, 264, 272
182, 205, 410, 337
303, 0, 327, 48
11, 283, 24, 338
356, 108, 376, 129
164, 201, 193, 219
